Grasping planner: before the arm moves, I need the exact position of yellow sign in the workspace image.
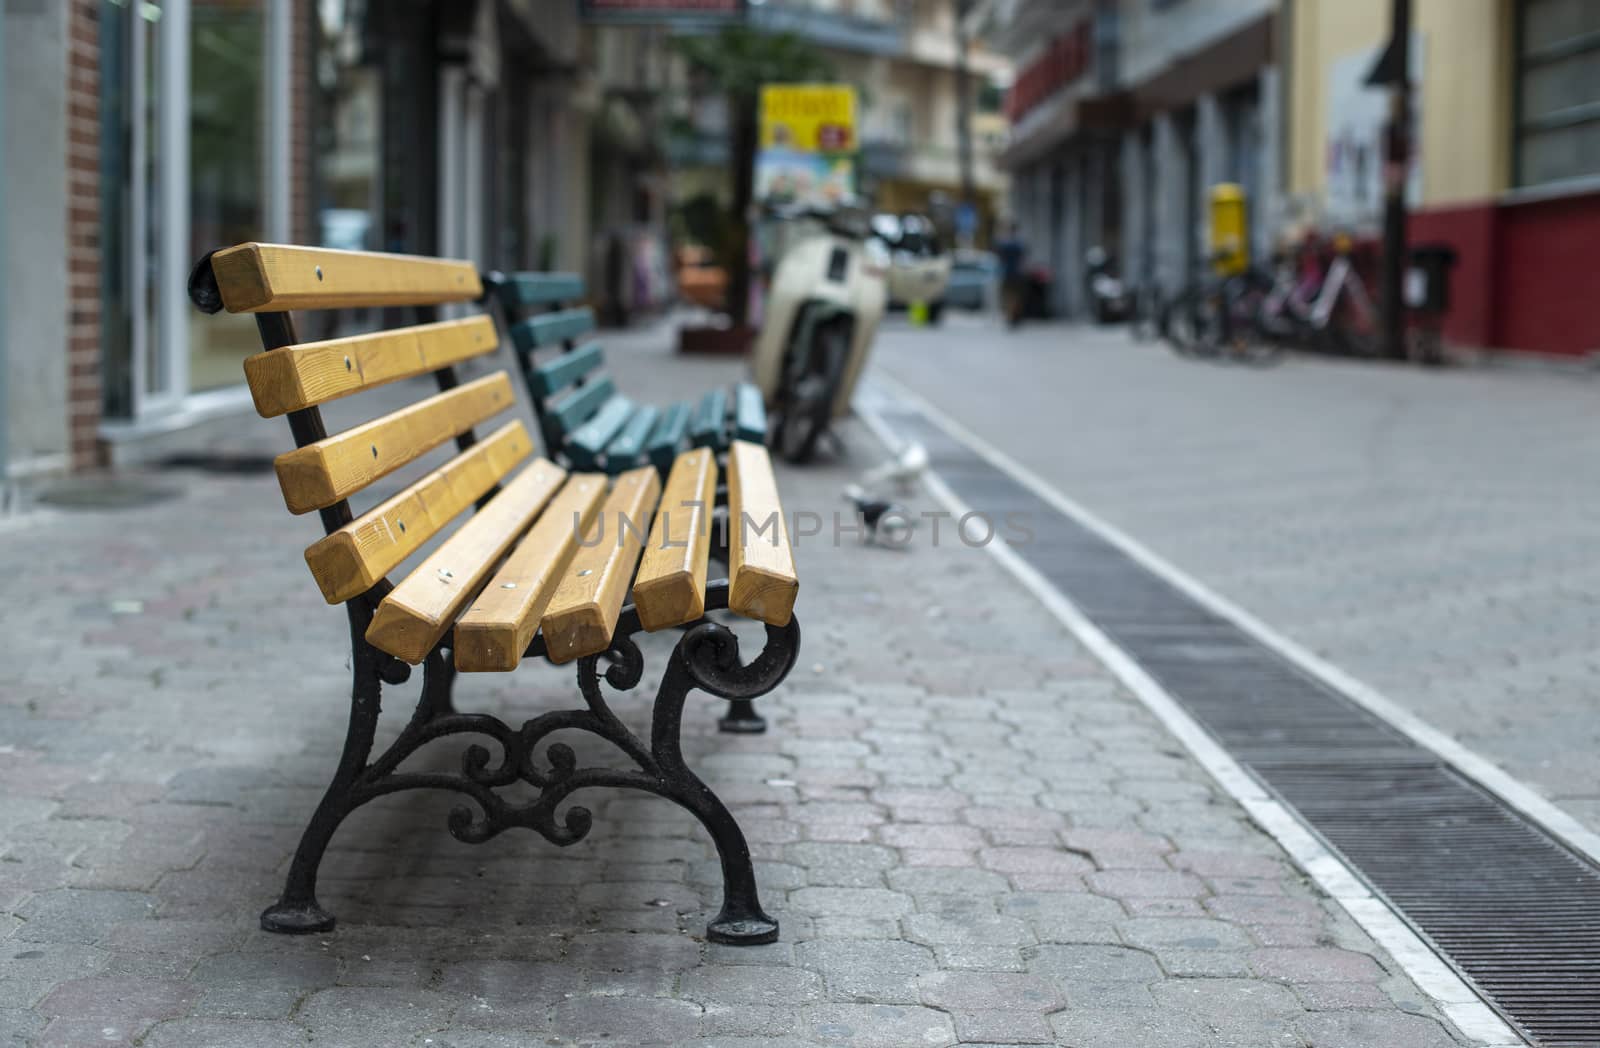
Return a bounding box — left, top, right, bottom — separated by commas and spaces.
759, 84, 858, 153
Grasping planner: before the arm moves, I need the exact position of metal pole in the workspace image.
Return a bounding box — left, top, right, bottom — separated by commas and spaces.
159, 0, 192, 399
1379, 0, 1411, 360
0, 6, 9, 489
264, 0, 293, 242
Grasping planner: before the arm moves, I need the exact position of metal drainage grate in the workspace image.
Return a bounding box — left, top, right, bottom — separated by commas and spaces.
885, 407, 1600, 1047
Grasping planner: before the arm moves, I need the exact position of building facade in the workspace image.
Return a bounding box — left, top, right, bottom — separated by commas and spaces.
667, 0, 1014, 244
989, 0, 1282, 317
1, 0, 587, 483
1288, 0, 1600, 357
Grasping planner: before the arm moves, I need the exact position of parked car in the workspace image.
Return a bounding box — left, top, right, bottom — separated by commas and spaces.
870, 213, 952, 323
945, 250, 998, 311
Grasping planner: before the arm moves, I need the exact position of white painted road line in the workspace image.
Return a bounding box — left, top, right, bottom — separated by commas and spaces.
856, 388, 1527, 1048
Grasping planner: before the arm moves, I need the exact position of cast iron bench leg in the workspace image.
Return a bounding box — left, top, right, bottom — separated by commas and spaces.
259, 585, 795, 943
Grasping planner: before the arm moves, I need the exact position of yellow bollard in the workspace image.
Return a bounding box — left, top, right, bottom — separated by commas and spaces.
1209, 183, 1249, 278
909, 300, 928, 325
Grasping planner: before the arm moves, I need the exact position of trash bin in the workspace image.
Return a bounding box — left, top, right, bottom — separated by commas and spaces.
1405, 243, 1458, 314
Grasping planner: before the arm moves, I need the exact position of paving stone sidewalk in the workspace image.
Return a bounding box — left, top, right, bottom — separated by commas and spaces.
0, 325, 1473, 1046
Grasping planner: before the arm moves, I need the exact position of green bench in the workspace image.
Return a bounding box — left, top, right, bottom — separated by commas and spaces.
484, 272, 766, 475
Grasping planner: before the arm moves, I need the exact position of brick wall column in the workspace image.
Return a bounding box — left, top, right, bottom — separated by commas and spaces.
66, 0, 103, 468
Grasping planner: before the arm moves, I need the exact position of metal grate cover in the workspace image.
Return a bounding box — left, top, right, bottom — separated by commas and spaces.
887, 408, 1600, 1047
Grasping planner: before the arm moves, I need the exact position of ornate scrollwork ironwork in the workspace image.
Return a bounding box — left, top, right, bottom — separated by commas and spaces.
261, 581, 798, 943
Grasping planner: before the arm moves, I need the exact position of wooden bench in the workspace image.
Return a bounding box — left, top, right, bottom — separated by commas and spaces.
483, 271, 767, 475
187, 243, 801, 946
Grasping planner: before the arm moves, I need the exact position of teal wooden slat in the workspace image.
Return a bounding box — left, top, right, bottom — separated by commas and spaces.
603, 405, 660, 474
566, 397, 636, 471
495, 272, 584, 308
732, 382, 767, 443
548, 376, 616, 436
510, 308, 595, 352
688, 387, 729, 449
529, 341, 604, 397
647, 401, 692, 472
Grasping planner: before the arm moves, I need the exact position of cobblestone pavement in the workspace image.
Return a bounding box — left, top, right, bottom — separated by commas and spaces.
875, 314, 1600, 838
0, 319, 1471, 1046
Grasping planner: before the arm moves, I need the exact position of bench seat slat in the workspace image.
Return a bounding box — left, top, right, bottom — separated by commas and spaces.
634, 448, 717, 632
539, 466, 662, 664
304, 420, 533, 604
566, 397, 636, 470
604, 405, 659, 474
454, 473, 608, 672
647, 401, 692, 472
511, 308, 595, 352
242, 315, 499, 417
548, 376, 617, 437
365, 458, 568, 664
274, 372, 516, 514
528, 341, 604, 397
727, 440, 798, 626
689, 387, 729, 449
733, 383, 767, 444
494, 272, 584, 308
211, 243, 481, 312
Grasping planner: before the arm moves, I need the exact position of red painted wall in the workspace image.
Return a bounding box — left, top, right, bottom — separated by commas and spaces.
1408, 190, 1600, 356
1493, 191, 1600, 356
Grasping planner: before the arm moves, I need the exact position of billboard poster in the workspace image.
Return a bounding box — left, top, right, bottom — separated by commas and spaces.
1324, 39, 1424, 229
756, 84, 858, 209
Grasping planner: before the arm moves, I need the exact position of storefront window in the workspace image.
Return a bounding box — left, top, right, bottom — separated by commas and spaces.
1515, 0, 1600, 188
189, 0, 268, 391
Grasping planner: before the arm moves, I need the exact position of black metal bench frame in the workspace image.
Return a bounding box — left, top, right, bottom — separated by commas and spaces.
188, 257, 798, 945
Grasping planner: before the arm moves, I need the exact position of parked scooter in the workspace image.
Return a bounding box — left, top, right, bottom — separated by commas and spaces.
751, 204, 888, 464
1084, 246, 1131, 324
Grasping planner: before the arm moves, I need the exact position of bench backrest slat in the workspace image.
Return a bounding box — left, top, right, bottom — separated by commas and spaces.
212, 243, 481, 312
511, 308, 596, 351
548, 375, 617, 437
243, 316, 498, 417
274, 372, 516, 514
528, 341, 604, 397
494, 272, 585, 308
302, 420, 534, 604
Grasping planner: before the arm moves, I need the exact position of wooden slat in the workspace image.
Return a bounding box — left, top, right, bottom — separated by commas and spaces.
539, 467, 662, 664
211, 243, 481, 313
511, 308, 595, 351
567, 397, 636, 470
604, 405, 659, 474
365, 458, 568, 664
495, 272, 584, 308
548, 376, 616, 436
727, 440, 798, 626
243, 316, 498, 417
633, 448, 717, 632
453, 474, 608, 672
733, 382, 767, 443
647, 401, 692, 472
274, 372, 514, 514
303, 421, 532, 605
689, 387, 729, 449
527, 341, 604, 397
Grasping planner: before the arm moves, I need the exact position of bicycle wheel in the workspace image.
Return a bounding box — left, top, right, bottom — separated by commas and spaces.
1165, 285, 1224, 358
1130, 285, 1160, 342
